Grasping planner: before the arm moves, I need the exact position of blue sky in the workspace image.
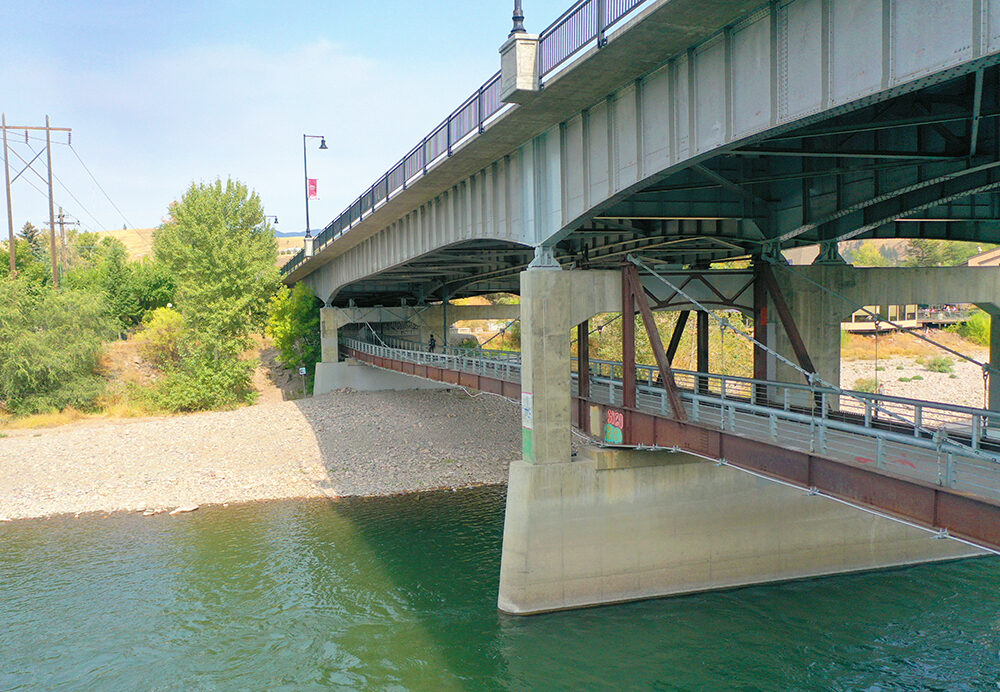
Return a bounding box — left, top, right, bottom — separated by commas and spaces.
0, 1, 569, 233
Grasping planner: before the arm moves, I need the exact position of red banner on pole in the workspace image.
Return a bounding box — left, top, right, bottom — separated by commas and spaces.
308, 178, 318, 200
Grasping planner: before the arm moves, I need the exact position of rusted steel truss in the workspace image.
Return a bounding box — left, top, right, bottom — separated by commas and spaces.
344, 345, 1000, 553
624, 264, 686, 420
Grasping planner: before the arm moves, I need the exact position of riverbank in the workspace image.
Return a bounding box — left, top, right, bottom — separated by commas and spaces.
0, 389, 521, 522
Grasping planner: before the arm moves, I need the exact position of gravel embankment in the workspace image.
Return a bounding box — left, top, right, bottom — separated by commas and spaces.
841, 355, 990, 409
0, 389, 521, 521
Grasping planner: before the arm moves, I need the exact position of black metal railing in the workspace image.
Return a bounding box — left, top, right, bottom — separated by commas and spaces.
286, 0, 652, 275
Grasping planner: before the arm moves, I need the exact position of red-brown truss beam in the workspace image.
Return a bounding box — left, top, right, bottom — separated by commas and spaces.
624, 265, 686, 420
344, 346, 1000, 553
759, 262, 816, 378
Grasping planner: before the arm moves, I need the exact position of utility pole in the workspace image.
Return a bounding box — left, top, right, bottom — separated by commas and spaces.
45, 116, 57, 287
48, 207, 78, 276
2, 113, 13, 275
0, 117, 72, 283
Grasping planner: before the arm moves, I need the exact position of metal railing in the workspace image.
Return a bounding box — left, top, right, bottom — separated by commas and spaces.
362, 334, 522, 363
344, 336, 523, 384
284, 0, 654, 275
538, 0, 645, 73
342, 336, 1000, 501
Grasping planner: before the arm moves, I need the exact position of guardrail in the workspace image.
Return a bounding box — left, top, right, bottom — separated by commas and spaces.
342, 336, 1000, 501
283, 0, 654, 276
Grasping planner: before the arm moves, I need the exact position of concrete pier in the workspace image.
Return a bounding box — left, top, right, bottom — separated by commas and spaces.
498, 265, 984, 615
498, 446, 980, 615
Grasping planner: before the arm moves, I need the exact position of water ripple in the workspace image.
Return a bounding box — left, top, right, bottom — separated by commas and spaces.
2, 487, 999, 690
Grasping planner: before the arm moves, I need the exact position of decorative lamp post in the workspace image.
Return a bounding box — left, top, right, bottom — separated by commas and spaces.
302, 134, 327, 238
510, 0, 526, 37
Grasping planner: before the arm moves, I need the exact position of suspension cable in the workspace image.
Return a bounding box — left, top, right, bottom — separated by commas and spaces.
479, 318, 519, 347
770, 260, 998, 380
570, 313, 622, 345
627, 254, 995, 462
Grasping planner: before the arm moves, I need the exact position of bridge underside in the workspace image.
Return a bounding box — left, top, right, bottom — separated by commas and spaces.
331, 64, 1000, 308
331, 262, 1000, 614
297, 0, 1000, 615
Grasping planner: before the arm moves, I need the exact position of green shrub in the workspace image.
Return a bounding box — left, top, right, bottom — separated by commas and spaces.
134, 307, 186, 367
911, 374, 924, 381
0, 279, 113, 415
854, 377, 879, 394
456, 337, 481, 350
898, 377, 912, 382
923, 356, 954, 373
949, 310, 991, 347
875, 366, 885, 372
150, 346, 256, 412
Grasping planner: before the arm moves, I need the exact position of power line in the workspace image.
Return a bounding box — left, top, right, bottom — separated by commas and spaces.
22, 141, 105, 230
69, 144, 133, 228
5, 150, 96, 233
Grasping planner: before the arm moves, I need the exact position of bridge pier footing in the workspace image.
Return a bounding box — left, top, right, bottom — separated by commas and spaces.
497, 446, 981, 615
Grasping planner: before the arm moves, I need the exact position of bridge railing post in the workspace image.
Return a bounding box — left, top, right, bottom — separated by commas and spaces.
596, 0, 607, 47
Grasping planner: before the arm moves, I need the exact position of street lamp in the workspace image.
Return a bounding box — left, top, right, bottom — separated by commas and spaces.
302, 134, 327, 238
510, 0, 525, 37
264, 214, 279, 226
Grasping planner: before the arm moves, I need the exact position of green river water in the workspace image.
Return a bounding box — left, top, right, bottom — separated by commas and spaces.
2, 486, 1000, 690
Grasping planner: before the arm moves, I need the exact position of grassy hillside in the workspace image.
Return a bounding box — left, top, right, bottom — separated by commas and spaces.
90, 228, 304, 266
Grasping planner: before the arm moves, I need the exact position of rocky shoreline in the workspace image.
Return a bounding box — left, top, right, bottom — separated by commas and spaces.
2, 353, 987, 523
0, 389, 521, 522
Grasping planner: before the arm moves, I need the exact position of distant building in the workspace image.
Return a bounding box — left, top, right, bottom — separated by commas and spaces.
967, 247, 1000, 267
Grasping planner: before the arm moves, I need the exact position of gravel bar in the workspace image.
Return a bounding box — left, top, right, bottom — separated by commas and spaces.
0, 389, 521, 521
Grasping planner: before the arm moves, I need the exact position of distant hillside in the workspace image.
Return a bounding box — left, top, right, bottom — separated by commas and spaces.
91, 228, 156, 260
90, 228, 304, 266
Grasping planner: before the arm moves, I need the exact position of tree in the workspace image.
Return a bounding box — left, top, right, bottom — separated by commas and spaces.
147, 178, 278, 412
904, 239, 947, 267
852, 240, 890, 267
154, 178, 279, 348
63, 237, 174, 331
0, 277, 112, 414
0, 238, 49, 285
17, 222, 44, 260
903, 239, 996, 267
266, 283, 321, 386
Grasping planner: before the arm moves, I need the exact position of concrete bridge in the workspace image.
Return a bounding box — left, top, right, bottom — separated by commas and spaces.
285, 0, 1000, 613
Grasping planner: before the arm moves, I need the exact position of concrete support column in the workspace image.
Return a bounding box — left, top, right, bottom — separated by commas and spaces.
498, 267, 979, 616
771, 267, 845, 390
320, 307, 340, 363
982, 305, 1000, 413
519, 268, 573, 465
991, 314, 1000, 413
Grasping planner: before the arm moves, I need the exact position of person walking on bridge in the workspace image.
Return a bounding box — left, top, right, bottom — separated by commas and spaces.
428, 334, 437, 353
